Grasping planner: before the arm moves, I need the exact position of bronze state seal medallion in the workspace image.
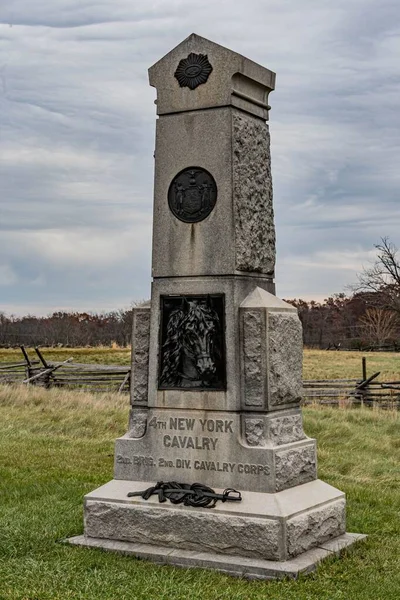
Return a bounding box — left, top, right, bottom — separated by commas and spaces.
168, 167, 217, 223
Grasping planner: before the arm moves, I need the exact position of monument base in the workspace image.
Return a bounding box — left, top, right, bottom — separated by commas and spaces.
66, 533, 365, 580
66, 478, 366, 577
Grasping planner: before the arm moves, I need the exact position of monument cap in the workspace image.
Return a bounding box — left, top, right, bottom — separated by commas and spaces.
149, 33, 276, 120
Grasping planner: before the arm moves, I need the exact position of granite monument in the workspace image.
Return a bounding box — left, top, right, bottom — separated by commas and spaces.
68, 34, 365, 579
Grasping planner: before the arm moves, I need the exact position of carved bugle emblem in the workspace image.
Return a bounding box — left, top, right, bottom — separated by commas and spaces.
174, 53, 213, 90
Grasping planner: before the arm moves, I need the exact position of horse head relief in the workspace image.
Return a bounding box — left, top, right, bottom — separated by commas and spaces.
159, 295, 226, 390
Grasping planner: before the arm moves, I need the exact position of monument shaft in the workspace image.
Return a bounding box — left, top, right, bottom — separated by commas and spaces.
119, 34, 313, 494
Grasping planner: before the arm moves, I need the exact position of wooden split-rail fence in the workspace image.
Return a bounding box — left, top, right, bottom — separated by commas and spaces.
303, 356, 400, 408
0, 347, 131, 394
0, 348, 399, 407
302, 378, 400, 408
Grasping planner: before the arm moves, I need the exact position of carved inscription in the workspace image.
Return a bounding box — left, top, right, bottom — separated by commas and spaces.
152, 416, 234, 451
117, 455, 155, 466
117, 415, 271, 477
117, 454, 270, 477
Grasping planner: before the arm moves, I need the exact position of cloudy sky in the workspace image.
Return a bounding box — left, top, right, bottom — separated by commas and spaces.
1, 0, 399, 316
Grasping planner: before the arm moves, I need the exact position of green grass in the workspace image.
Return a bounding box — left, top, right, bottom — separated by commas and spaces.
0, 347, 131, 366
302, 348, 399, 381
0, 386, 399, 599
1, 347, 398, 381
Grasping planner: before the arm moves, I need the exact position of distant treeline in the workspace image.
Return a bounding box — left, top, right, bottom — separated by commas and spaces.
286, 293, 400, 350
1, 293, 399, 350
0, 310, 133, 348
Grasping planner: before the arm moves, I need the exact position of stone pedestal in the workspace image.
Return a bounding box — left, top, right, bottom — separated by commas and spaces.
68, 33, 365, 578
68, 478, 364, 579
117, 289, 315, 495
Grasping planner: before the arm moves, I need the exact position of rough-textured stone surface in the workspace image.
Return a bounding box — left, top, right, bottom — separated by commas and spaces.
80, 480, 351, 563
128, 408, 147, 439
152, 108, 278, 279
244, 418, 266, 446
233, 111, 275, 274
286, 500, 346, 557
242, 310, 264, 406
240, 410, 306, 448
85, 501, 282, 561
240, 290, 302, 412
131, 307, 150, 406
275, 444, 317, 492
268, 311, 303, 407
268, 414, 305, 446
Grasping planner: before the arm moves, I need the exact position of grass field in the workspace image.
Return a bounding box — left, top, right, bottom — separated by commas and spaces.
0, 347, 398, 381
0, 385, 399, 600
302, 349, 399, 381
0, 346, 132, 367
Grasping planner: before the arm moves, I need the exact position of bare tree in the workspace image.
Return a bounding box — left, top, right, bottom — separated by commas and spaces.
359, 307, 397, 346
352, 237, 400, 315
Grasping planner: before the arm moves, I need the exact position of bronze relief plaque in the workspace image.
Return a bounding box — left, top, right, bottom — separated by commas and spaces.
159, 294, 226, 390
174, 53, 213, 90
168, 167, 217, 223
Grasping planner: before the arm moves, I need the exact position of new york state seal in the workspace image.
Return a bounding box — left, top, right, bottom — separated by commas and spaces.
168, 167, 217, 223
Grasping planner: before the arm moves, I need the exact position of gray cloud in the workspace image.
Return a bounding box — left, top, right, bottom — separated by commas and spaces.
0, 0, 399, 315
